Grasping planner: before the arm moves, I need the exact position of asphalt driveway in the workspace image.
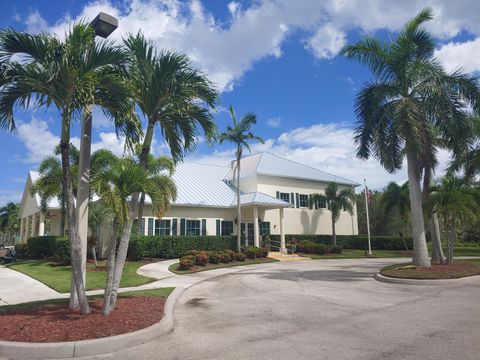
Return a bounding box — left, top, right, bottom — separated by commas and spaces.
66, 258, 480, 359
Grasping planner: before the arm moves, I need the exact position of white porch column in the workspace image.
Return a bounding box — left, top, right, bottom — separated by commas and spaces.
253, 206, 259, 247
25, 216, 30, 240
39, 212, 45, 236
20, 218, 25, 242
30, 214, 36, 236
279, 207, 286, 254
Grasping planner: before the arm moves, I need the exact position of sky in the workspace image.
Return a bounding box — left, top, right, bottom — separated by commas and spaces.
1, 0, 480, 206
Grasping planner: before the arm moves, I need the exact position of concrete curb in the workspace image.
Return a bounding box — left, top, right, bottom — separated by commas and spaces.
374, 272, 480, 285
0, 286, 186, 359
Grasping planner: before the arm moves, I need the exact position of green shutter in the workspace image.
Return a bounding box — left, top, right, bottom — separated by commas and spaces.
295, 193, 299, 208
216, 220, 221, 236
180, 218, 186, 236
202, 219, 207, 236
172, 218, 177, 236
276, 191, 280, 199
290, 192, 294, 205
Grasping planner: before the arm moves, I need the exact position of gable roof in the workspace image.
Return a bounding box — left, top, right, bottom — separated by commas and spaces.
224, 152, 359, 186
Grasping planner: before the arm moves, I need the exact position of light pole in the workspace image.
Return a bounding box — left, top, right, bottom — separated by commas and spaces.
72, 12, 118, 307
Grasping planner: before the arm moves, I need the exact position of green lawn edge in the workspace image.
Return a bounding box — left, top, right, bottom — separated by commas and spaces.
169, 257, 278, 275
6, 260, 156, 293
0, 287, 175, 313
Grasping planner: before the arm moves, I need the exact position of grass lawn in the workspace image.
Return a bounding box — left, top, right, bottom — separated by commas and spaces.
6, 259, 155, 293
169, 257, 278, 275
0, 287, 174, 313
303, 247, 480, 260
380, 259, 480, 279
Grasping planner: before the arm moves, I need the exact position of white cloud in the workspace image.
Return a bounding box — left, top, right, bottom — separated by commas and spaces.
188, 122, 453, 191
435, 37, 480, 73
307, 23, 346, 59
24, 10, 49, 34
22, 0, 480, 92
266, 117, 281, 128
16, 118, 128, 165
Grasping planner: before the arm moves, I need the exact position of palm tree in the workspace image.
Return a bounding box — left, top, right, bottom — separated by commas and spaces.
341, 8, 480, 267
91, 156, 176, 315
31, 144, 80, 236
219, 106, 265, 251
123, 34, 217, 229
449, 116, 480, 180
88, 202, 112, 266
428, 176, 480, 264
381, 182, 411, 250
0, 24, 140, 314
0, 203, 19, 236
137, 154, 175, 233
310, 182, 355, 246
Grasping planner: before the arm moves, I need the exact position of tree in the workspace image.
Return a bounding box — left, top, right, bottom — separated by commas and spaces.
0, 24, 140, 314
310, 182, 355, 246
428, 176, 480, 264
0, 203, 19, 236
31, 145, 80, 236
88, 202, 112, 266
341, 8, 480, 267
381, 182, 411, 249
219, 106, 264, 251
123, 33, 217, 231
91, 156, 176, 315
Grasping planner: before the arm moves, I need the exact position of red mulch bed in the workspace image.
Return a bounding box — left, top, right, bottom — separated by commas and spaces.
381, 261, 480, 279
0, 297, 166, 343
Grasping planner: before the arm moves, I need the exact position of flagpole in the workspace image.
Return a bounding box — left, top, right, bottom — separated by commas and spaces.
364, 178, 372, 255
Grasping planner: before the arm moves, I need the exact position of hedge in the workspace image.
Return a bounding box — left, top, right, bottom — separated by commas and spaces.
127, 235, 236, 260
26, 236, 70, 262
269, 234, 413, 251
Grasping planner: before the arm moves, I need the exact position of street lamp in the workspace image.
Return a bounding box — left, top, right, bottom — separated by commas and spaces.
73, 12, 119, 307
90, 12, 118, 38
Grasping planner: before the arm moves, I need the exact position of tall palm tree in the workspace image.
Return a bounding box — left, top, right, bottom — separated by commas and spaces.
31, 144, 80, 236
219, 106, 264, 251
449, 116, 480, 180
0, 203, 19, 236
123, 34, 217, 228
0, 24, 140, 314
428, 176, 480, 264
341, 8, 480, 267
91, 156, 176, 315
310, 182, 355, 246
137, 154, 175, 233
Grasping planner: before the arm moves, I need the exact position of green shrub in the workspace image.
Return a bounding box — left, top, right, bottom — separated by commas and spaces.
209, 251, 222, 264
329, 245, 343, 254
271, 235, 413, 251
179, 256, 195, 270
219, 251, 230, 263
195, 251, 209, 266
127, 235, 235, 260
225, 249, 236, 262
235, 252, 246, 262
27, 236, 55, 258
245, 246, 263, 259
50, 237, 70, 263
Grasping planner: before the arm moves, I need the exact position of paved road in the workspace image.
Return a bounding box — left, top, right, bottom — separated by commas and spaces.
85, 258, 480, 360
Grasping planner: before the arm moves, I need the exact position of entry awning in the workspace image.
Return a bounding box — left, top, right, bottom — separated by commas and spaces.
233, 192, 292, 208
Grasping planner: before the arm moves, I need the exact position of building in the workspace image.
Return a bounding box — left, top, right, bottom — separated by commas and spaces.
18, 152, 359, 256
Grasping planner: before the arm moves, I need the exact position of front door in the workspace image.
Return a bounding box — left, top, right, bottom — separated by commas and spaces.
242, 223, 254, 247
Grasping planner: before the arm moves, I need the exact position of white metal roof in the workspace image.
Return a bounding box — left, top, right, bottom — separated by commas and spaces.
224, 152, 359, 186
237, 192, 291, 207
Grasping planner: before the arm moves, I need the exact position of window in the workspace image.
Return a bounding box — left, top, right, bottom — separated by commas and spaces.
260, 222, 270, 236
147, 218, 154, 236
317, 199, 327, 209
221, 221, 234, 236
299, 194, 309, 208
279, 192, 290, 202
155, 219, 171, 235
140, 218, 145, 235
186, 220, 201, 236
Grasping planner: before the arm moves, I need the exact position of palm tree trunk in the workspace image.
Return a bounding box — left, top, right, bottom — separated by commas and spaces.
236, 151, 242, 252
137, 192, 146, 233
406, 149, 431, 267
91, 245, 98, 266
430, 210, 445, 264
72, 105, 93, 307
60, 196, 66, 236
331, 213, 337, 246
446, 218, 455, 265
102, 221, 118, 315
59, 110, 90, 314
106, 215, 135, 314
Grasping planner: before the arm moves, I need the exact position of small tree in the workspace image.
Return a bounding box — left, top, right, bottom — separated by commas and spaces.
428, 176, 480, 264
219, 106, 264, 251
311, 182, 355, 246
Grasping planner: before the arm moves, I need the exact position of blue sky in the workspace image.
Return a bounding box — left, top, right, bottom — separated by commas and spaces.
1, 0, 479, 205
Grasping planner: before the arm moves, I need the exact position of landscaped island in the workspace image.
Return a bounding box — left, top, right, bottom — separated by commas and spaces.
380, 259, 480, 280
